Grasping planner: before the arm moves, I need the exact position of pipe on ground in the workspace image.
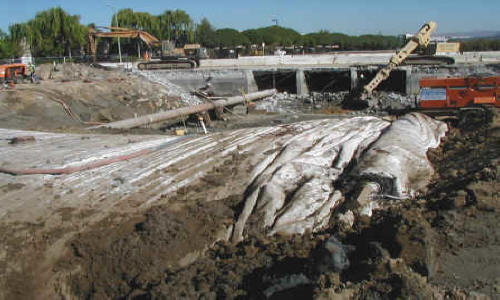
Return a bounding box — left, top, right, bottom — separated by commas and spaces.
93, 89, 277, 130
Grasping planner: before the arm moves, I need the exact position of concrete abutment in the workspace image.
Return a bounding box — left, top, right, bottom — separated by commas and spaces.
149, 66, 467, 98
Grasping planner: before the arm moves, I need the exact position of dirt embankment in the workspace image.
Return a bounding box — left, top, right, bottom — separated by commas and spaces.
0, 63, 183, 131
38, 112, 497, 299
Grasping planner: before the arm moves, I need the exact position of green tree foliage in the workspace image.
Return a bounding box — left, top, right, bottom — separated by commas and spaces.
196, 18, 216, 48
15, 6, 500, 58
456, 39, 500, 52
114, 9, 160, 35
0, 29, 20, 59
303, 31, 348, 47
9, 7, 87, 57
303, 30, 399, 50
243, 26, 302, 46
113, 9, 195, 46
239, 26, 399, 50
165, 10, 195, 44
215, 28, 249, 47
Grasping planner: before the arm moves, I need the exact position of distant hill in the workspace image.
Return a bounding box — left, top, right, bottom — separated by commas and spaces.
441, 31, 500, 40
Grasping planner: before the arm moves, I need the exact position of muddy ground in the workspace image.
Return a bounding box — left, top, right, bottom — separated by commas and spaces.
0, 63, 355, 135
0, 112, 492, 299
0, 64, 498, 299
0, 64, 184, 131
83, 114, 499, 299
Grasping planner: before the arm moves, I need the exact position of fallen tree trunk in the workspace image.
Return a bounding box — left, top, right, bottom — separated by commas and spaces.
92, 89, 277, 130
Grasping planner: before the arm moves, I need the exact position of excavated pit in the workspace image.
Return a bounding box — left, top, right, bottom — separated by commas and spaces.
0, 113, 454, 298
358, 69, 407, 94
0, 62, 499, 299
253, 70, 297, 94
305, 70, 351, 93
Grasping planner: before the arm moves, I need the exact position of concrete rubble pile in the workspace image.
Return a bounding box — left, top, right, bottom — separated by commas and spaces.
255, 91, 349, 113
366, 92, 417, 112
232, 113, 447, 241
309, 91, 349, 105
136, 70, 203, 105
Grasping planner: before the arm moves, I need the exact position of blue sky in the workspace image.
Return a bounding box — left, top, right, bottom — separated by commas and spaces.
3, 0, 500, 35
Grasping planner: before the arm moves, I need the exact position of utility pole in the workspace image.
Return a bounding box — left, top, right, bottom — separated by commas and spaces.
272, 15, 279, 26
106, 2, 122, 63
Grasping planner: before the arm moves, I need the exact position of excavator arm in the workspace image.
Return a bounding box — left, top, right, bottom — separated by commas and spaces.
88, 27, 160, 59
88, 26, 199, 69
362, 21, 437, 97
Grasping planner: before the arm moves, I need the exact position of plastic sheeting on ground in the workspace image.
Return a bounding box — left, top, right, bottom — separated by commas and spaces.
355, 113, 448, 196
352, 113, 448, 216
232, 113, 447, 242
232, 117, 390, 242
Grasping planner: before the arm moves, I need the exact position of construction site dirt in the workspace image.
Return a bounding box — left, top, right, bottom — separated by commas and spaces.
0, 64, 187, 132
0, 63, 499, 299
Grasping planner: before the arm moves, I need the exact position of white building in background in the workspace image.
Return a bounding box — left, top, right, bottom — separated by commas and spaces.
405, 33, 449, 42
19, 38, 33, 65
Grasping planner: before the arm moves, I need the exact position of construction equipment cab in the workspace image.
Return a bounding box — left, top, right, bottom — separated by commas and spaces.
161, 42, 208, 67
0, 63, 29, 85
419, 76, 500, 109
418, 76, 499, 127
182, 44, 209, 66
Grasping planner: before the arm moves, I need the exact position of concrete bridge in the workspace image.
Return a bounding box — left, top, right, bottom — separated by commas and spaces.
199, 51, 500, 68
99, 51, 500, 97
145, 63, 498, 98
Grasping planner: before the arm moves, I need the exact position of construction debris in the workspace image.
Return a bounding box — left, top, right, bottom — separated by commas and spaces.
0, 64, 186, 130
8, 135, 35, 144
0, 55, 499, 300
94, 89, 277, 130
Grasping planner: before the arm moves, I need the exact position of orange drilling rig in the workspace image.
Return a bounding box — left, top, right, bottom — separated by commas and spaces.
418, 76, 499, 126
352, 21, 498, 126
0, 63, 30, 85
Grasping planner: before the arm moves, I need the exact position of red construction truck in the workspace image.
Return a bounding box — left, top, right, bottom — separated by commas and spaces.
419, 76, 499, 109
0, 63, 30, 84
418, 76, 499, 127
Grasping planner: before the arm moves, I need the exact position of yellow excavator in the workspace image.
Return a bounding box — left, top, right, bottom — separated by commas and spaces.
88, 27, 207, 69
362, 21, 438, 98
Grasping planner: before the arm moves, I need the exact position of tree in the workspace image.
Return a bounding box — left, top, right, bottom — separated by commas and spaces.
243, 26, 302, 46
215, 28, 249, 47
111, 9, 160, 55
156, 10, 195, 45
113, 9, 195, 46
457, 38, 500, 52
196, 18, 216, 48
9, 7, 87, 57
0, 29, 20, 59
2, 6, 411, 58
